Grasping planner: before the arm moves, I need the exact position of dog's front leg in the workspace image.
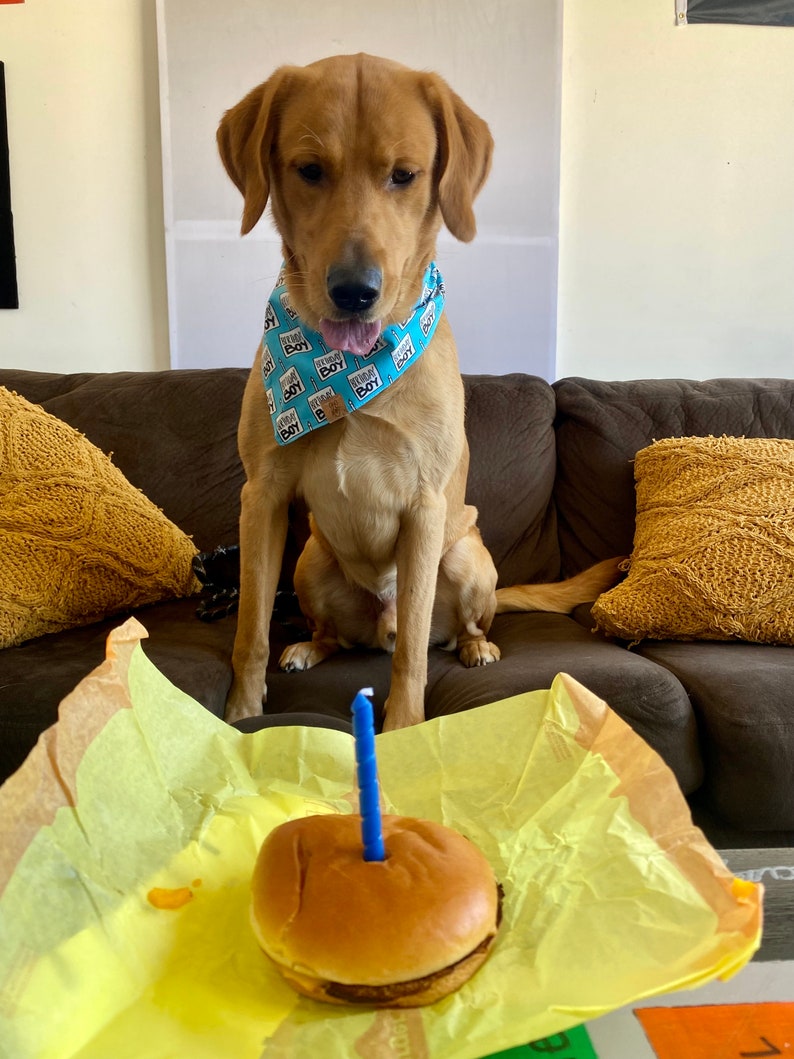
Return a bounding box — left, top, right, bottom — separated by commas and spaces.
225, 479, 289, 723
382, 496, 447, 732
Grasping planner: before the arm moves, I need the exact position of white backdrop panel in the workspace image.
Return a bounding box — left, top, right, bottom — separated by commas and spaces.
157, 0, 562, 377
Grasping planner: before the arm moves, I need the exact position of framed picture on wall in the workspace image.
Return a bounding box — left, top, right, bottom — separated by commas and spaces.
676, 0, 794, 25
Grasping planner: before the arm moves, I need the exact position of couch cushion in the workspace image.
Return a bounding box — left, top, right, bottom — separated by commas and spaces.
636, 640, 794, 832
463, 374, 560, 584
0, 599, 238, 785
422, 612, 704, 795
592, 435, 794, 645
262, 611, 703, 796
0, 388, 200, 648
552, 377, 794, 576
1, 603, 705, 802
0, 368, 249, 553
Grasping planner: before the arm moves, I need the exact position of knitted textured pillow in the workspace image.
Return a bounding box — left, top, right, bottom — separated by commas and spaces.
0, 388, 201, 648
592, 435, 794, 645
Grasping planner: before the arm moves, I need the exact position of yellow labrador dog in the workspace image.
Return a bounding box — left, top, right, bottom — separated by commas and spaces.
218, 53, 618, 731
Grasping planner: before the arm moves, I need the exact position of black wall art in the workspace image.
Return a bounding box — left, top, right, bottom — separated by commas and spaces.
1, 62, 18, 309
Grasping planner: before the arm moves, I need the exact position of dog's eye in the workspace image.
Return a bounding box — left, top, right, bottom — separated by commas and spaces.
297, 163, 323, 184
390, 168, 416, 187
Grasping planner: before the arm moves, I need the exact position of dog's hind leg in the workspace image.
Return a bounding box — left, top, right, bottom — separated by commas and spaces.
280, 530, 389, 671
432, 525, 502, 668
280, 626, 342, 671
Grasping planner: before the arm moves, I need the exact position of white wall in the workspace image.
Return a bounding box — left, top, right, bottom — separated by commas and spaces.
0, 0, 169, 372
158, 0, 562, 377
557, 0, 794, 380
1, 1, 792, 380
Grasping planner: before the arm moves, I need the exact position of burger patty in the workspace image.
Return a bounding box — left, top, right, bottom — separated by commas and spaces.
324, 932, 494, 1003
324, 883, 504, 1004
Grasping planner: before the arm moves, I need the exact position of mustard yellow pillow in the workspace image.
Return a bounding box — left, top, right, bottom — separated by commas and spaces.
0, 388, 201, 647
592, 435, 794, 645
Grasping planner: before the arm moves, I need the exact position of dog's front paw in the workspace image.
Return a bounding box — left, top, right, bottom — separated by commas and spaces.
224, 686, 265, 724
381, 712, 414, 733
459, 639, 501, 667
381, 696, 424, 732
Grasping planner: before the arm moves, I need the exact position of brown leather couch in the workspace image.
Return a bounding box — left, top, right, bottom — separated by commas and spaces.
1, 368, 792, 848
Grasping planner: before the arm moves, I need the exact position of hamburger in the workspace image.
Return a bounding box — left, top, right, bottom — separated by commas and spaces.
250, 812, 502, 1006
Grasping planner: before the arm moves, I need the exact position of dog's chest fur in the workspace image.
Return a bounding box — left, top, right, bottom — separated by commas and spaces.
293, 361, 465, 596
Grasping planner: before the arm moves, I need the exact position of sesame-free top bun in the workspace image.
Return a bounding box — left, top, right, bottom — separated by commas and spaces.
250, 813, 501, 1007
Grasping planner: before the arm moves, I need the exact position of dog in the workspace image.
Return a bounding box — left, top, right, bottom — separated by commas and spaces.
217, 53, 619, 731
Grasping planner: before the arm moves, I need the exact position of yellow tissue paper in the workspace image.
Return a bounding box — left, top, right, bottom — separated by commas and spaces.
0, 618, 761, 1059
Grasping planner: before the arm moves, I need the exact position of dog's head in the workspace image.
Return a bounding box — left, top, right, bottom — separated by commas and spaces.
217, 53, 493, 354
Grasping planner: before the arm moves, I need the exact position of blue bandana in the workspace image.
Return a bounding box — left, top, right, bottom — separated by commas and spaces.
261, 262, 445, 445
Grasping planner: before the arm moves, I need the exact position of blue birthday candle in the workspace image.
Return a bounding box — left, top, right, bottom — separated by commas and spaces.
351, 687, 386, 862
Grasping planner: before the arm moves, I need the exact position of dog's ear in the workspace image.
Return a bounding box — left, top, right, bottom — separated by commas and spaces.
422, 75, 494, 243
217, 69, 293, 236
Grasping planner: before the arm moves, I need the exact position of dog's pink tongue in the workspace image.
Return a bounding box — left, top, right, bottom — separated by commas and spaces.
319, 318, 381, 357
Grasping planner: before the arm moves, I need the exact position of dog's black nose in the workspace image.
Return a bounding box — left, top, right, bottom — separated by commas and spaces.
327, 265, 382, 313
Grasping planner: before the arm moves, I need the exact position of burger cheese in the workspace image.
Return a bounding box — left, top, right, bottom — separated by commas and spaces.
250, 812, 502, 1006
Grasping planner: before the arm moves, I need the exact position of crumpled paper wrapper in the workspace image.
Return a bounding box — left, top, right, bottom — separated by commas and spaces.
0, 618, 761, 1059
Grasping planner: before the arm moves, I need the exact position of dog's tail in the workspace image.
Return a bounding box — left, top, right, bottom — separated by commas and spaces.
494, 557, 625, 615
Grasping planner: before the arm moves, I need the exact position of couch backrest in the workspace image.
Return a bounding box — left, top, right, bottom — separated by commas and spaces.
553, 376, 794, 576
463, 374, 560, 585
0, 368, 249, 553
0, 368, 563, 587
16, 369, 789, 591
